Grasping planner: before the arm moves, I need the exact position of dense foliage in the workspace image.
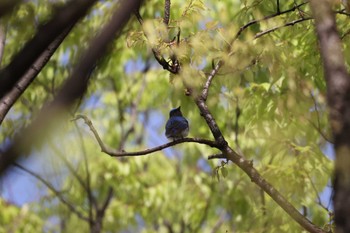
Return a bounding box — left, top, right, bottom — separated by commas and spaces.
1, 0, 344, 232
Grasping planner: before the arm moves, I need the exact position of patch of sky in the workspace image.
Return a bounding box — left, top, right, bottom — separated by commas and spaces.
1, 152, 53, 205
197, 158, 212, 173
59, 49, 70, 66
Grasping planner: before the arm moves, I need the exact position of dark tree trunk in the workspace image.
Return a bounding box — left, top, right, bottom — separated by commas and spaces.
310, 1, 350, 232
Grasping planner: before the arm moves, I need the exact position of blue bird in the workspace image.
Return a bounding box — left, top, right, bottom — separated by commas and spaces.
165, 106, 189, 140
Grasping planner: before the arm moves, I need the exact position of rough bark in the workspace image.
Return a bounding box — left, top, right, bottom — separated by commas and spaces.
310, 1, 350, 232
0, 0, 99, 99
0, 26, 72, 125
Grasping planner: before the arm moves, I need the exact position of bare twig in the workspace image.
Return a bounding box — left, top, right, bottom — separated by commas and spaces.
210, 211, 226, 233
134, 8, 180, 74
118, 63, 149, 150
254, 17, 313, 39
73, 122, 96, 228
13, 163, 90, 222
49, 139, 99, 213
99, 186, 114, 213
202, 60, 223, 101
234, 99, 241, 150
164, 0, 171, 25
73, 114, 108, 151
335, 9, 350, 17
208, 153, 226, 160
309, 92, 333, 143
306, 172, 330, 212
233, 1, 308, 41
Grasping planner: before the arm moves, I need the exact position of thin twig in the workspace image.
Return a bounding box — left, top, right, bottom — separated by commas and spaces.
164, 0, 171, 25
208, 153, 226, 160
233, 1, 308, 41
210, 211, 226, 233
134, 8, 179, 74
306, 172, 330, 213
202, 60, 223, 101
309, 92, 333, 143
99, 186, 114, 213
335, 9, 350, 17
234, 99, 241, 150
72, 114, 108, 151
118, 63, 149, 150
73, 122, 97, 227
13, 163, 90, 222
254, 17, 313, 39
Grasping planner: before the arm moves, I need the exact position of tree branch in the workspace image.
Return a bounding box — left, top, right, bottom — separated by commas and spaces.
13, 162, 90, 222
309, 92, 333, 143
310, 0, 350, 232
254, 17, 313, 39
186, 48, 325, 232
0, 25, 73, 125
163, 0, 171, 25
72, 121, 96, 227
208, 153, 226, 160
0, 0, 99, 99
74, 113, 219, 157
134, 8, 180, 74
201, 60, 223, 101
0, 0, 143, 175
233, 1, 308, 41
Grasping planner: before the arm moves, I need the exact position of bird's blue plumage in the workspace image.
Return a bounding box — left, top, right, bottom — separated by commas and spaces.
165, 107, 189, 140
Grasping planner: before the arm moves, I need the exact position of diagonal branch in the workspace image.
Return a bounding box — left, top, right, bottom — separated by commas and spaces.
233, 1, 308, 41
201, 60, 223, 101
13, 162, 90, 222
192, 65, 325, 232
0, 0, 99, 99
0, 0, 143, 175
309, 92, 333, 143
195, 90, 326, 233
254, 17, 313, 39
0, 25, 73, 125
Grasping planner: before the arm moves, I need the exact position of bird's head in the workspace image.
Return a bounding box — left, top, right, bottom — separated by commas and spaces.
169, 106, 183, 117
